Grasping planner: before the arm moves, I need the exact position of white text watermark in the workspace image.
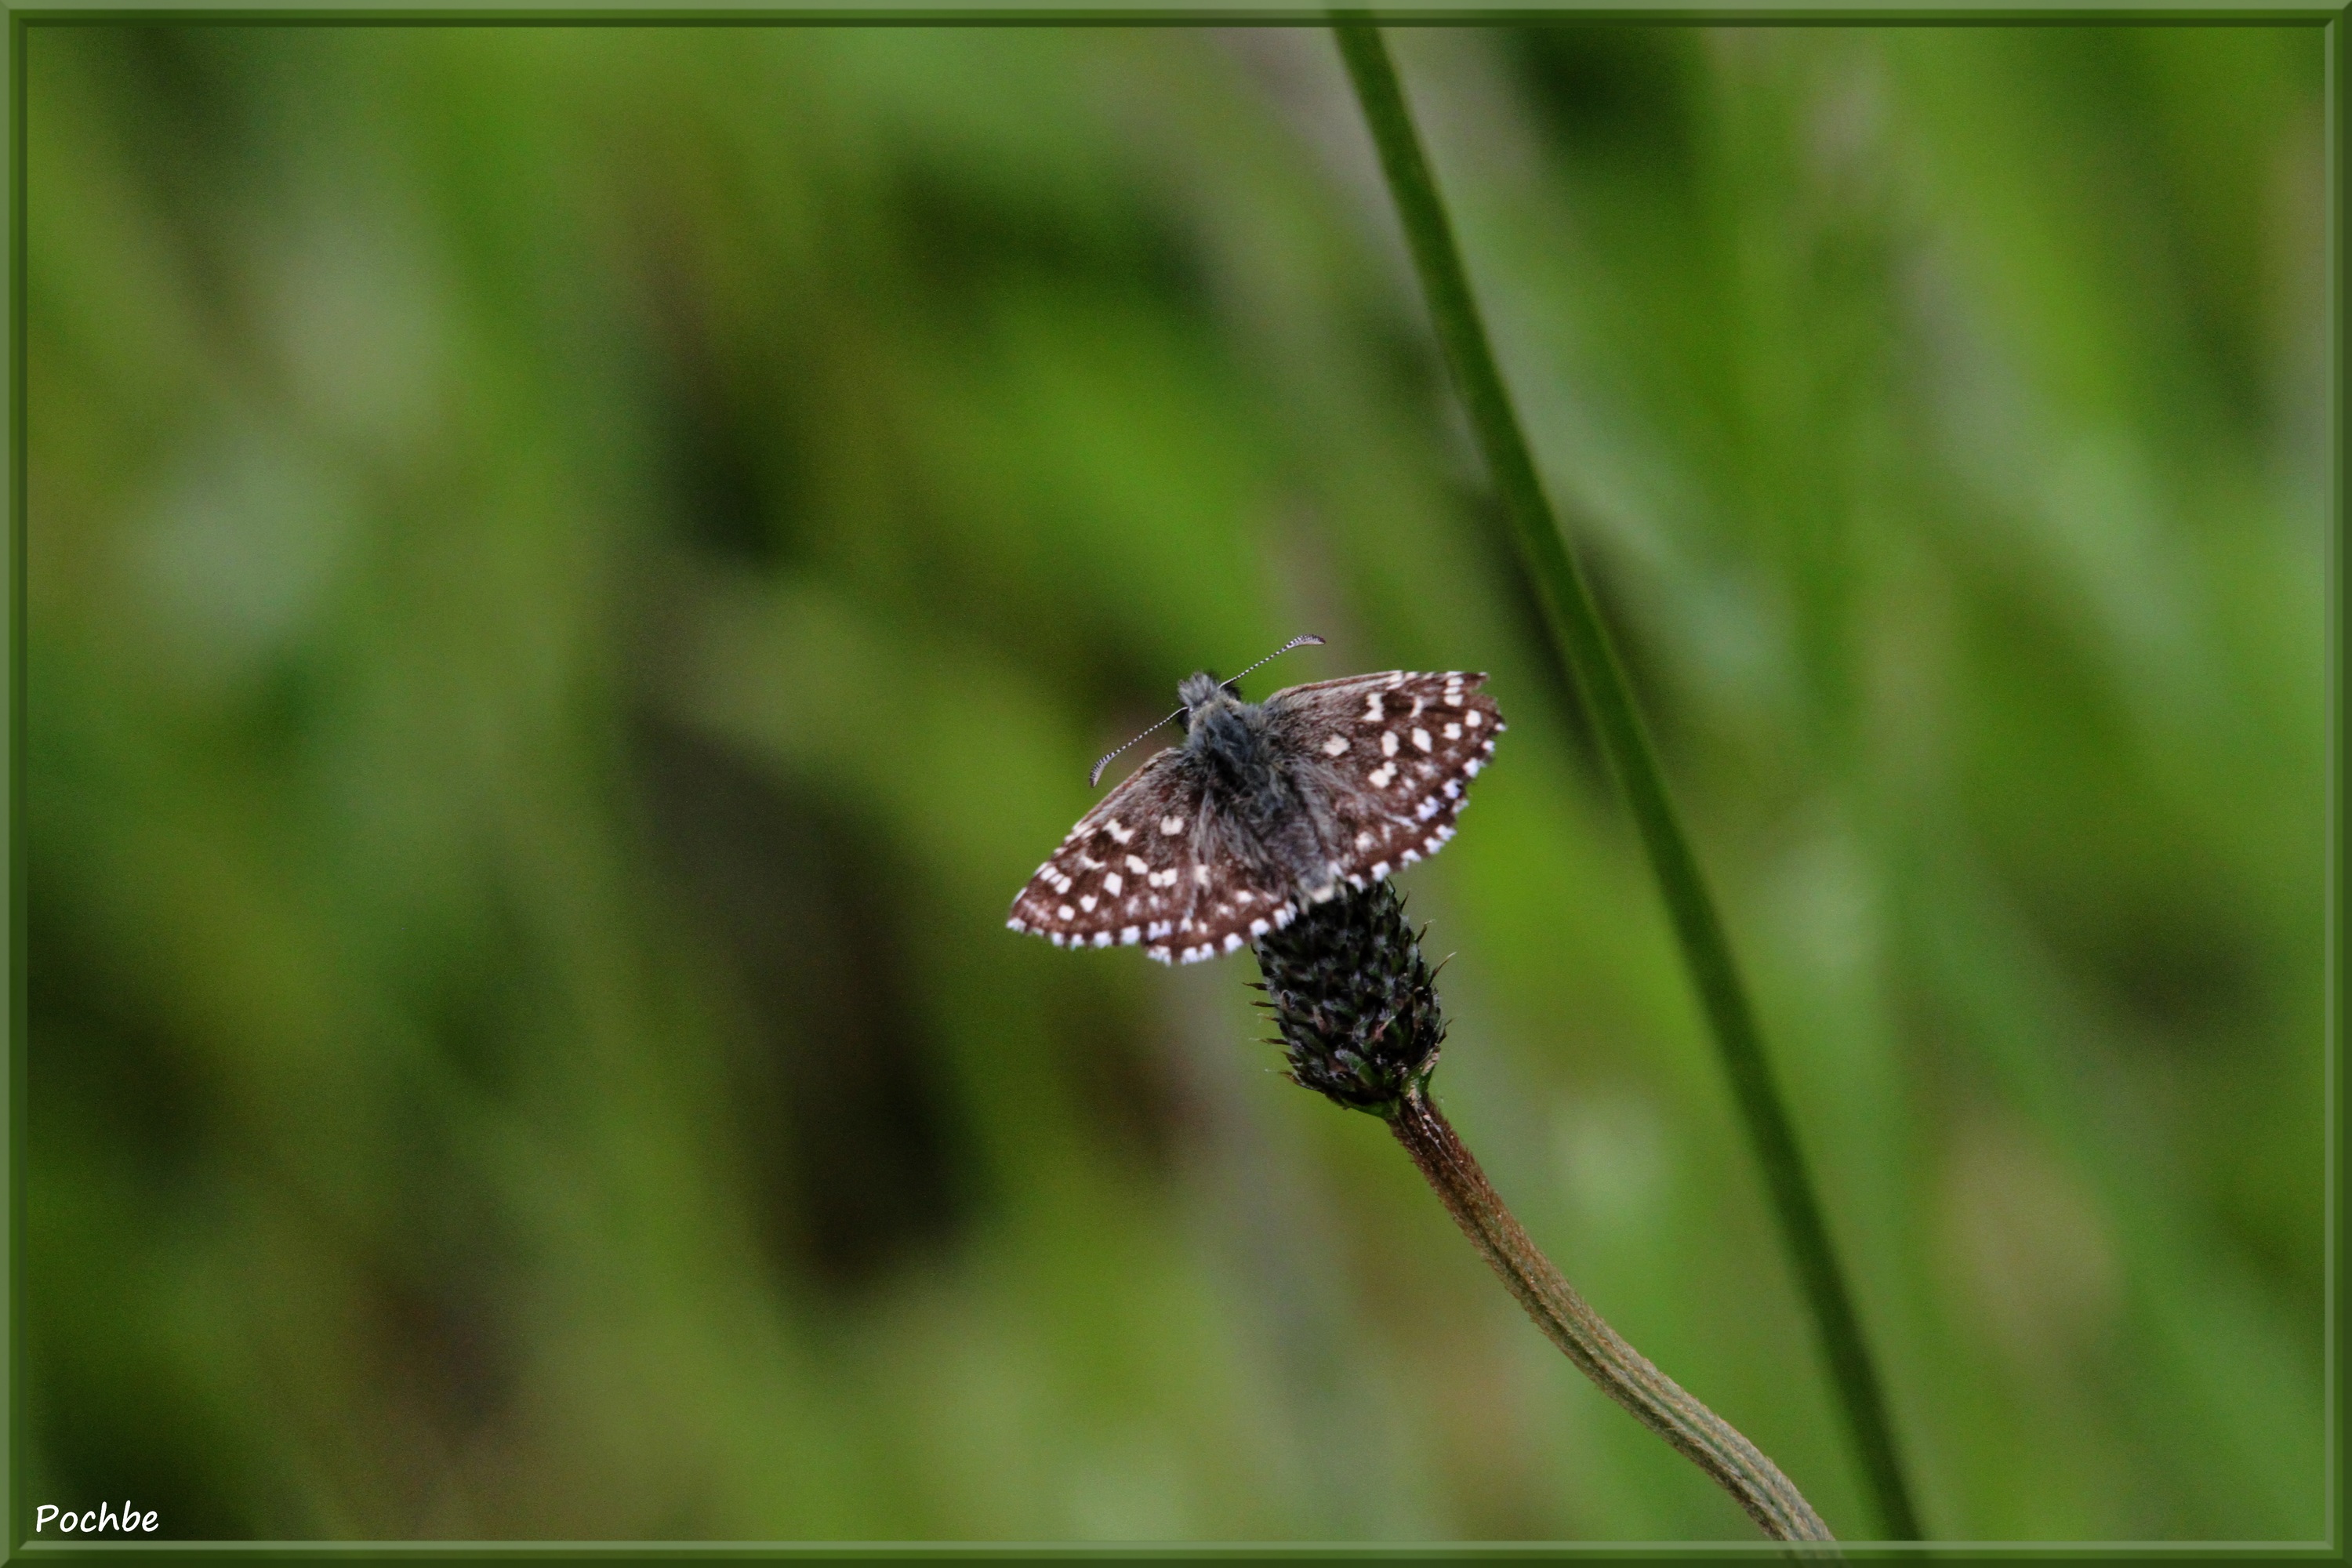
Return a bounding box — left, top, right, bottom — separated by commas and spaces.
35, 1503, 158, 1535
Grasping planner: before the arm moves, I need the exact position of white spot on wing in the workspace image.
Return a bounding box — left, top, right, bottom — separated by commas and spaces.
1323, 735, 1349, 757
1411, 728, 1432, 752
1161, 815, 1185, 835
1104, 873, 1123, 896
1381, 731, 1399, 757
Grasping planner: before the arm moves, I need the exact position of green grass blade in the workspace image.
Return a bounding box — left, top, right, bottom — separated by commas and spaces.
1331, 20, 1925, 1541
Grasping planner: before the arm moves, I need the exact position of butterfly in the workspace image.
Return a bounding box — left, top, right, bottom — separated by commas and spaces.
1007, 649, 1503, 964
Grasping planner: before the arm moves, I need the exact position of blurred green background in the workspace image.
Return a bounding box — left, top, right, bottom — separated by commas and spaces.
26, 22, 2325, 1542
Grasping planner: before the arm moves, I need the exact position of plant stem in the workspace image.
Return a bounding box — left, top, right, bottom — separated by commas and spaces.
1389, 1085, 1835, 1544
1333, 20, 1922, 1541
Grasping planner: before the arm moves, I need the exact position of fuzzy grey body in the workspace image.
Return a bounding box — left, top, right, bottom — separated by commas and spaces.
1174, 672, 1347, 902
1010, 667, 1504, 963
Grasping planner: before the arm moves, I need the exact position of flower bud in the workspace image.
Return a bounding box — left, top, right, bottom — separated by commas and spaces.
1253, 881, 1446, 1115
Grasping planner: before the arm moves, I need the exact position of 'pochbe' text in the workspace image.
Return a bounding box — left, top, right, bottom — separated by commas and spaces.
37, 1503, 158, 1534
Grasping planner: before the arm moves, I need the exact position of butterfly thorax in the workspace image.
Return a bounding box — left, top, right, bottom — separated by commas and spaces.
1181, 679, 1276, 797
1179, 673, 1328, 890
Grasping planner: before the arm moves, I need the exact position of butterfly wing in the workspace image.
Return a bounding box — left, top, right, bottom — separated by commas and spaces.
1266, 670, 1504, 893
1007, 750, 1296, 964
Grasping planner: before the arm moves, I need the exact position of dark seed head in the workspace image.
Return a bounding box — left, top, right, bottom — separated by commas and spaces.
1252, 880, 1446, 1116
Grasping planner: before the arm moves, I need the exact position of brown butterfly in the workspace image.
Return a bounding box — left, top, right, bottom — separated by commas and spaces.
1009, 644, 1502, 964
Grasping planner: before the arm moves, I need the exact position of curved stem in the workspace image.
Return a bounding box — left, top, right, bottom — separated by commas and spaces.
1389, 1087, 1835, 1545
1333, 20, 1922, 1541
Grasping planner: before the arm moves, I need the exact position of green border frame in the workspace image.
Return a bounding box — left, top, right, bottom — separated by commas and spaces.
2, 6, 2340, 1557
0, 6, 2339, 16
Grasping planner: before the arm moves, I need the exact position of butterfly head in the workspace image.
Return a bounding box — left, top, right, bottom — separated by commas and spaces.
1178, 670, 1244, 729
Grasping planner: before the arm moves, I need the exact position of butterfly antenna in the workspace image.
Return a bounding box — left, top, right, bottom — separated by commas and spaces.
1087, 634, 1324, 789
1219, 633, 1326, 695
1090, 706, 1185, 789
